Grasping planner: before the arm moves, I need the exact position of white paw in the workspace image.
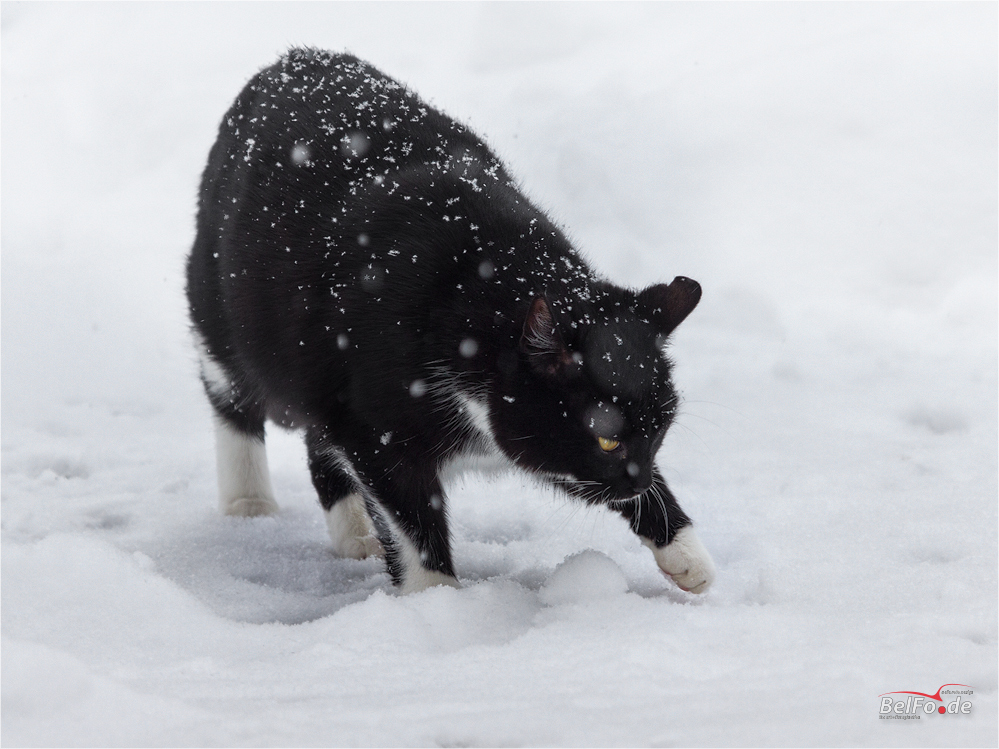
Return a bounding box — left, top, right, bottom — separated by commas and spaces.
335, 533, 385, 560
224, 495, 279, 517
399, 568, 461, 595
325, 494, 385, 559
643, 527, 715, 594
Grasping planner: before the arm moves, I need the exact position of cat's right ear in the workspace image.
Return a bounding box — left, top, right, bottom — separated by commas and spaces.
520, 296, 573, 379
638, 276, 702, 336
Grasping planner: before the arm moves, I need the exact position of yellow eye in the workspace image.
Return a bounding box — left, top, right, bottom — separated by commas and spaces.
597, 436, 620, 452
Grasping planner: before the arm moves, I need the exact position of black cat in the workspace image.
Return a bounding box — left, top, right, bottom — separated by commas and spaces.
186, 49, 715, 594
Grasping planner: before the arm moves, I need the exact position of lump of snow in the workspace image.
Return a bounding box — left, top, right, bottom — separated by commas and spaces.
341, 131, 370, 159
583, 401, 624, 439
359, 264, 384, 292
539, 550, 628, 606
290, 143, 311, 166
459, 338, 478, 358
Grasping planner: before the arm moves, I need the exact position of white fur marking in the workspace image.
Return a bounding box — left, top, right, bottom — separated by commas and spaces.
644, 527, 715, 594
213, 416, 279, 517
325, 493, 384, 559
457, 392, 494, 444
201, 353, 231, 400
194, 333, 233, 401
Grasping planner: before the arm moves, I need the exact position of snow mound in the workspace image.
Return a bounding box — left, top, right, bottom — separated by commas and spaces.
1, 638, 216, 747
540, 550, 629, 605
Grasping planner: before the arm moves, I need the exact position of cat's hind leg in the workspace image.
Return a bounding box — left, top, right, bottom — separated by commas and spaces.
306, 431, 383, 559
197, 341, 279, 517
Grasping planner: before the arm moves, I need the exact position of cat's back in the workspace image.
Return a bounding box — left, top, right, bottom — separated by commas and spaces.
202, 49, 495, 210
196, 49, 520, 302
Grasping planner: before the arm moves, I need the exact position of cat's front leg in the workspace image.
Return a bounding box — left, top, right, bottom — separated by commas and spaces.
342, 440, 460, 594
614, 470, 715, 594
370, 478, 461, 595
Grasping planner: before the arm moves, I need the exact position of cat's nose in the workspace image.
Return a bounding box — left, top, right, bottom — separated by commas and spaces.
630, 480, 653, 496
626, 461, 652, 495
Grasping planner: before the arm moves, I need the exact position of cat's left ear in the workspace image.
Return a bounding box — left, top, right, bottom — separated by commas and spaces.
638, 276, 701, 336
520, 296, 574, 379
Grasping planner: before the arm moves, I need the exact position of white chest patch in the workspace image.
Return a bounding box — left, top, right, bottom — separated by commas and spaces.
437, 393, 512, 489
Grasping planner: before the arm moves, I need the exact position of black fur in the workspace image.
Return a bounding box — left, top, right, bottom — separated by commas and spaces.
187, 49, 702, 587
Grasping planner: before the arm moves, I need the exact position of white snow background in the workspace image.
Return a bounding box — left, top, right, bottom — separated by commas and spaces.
2, 3, 996, 747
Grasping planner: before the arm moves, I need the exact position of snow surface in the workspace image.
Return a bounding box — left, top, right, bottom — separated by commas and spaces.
2, 3, 996, 746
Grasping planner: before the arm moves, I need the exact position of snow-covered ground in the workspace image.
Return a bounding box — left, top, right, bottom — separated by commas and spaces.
2, 3, 996, 746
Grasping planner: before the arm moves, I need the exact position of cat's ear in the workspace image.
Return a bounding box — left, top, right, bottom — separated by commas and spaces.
638, 276, 701, 336
520, 296, 573, 378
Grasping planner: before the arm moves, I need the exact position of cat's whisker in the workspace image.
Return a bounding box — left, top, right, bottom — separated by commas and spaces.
667, 419, 712, 450
682, 399, 748, 419
650, 482, 670, 536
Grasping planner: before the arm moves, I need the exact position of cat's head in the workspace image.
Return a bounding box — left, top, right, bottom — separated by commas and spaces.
491, 277, 701, 503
